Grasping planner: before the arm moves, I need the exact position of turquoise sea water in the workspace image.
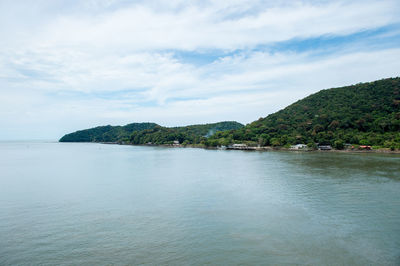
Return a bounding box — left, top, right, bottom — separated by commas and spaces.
0, 142, 399, 265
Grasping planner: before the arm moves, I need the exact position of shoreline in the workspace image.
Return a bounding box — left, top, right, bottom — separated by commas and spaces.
96, 142, 400, 154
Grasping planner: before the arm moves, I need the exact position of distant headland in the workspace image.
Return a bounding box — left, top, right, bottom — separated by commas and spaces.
60, 77, 400, 152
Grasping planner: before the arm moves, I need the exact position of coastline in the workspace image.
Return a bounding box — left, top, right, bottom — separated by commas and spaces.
96, 141, 400, 154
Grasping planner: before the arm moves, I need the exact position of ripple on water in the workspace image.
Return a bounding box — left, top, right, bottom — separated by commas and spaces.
0, 143, 399, 265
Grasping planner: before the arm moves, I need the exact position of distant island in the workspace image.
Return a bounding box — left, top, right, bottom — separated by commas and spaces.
60, 77, 400, 151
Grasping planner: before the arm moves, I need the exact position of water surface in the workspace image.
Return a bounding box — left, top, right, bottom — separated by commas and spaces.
0, 142, 399, 265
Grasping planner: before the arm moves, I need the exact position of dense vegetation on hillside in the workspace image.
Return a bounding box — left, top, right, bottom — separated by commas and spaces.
59, 123, 158, 142
60, 78, 400, 150
130, 121, 244, 145
208, 77, 400, 149
59, 121, 244, 143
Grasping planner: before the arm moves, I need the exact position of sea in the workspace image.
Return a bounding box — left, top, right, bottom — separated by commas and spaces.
0, 141, 399, 265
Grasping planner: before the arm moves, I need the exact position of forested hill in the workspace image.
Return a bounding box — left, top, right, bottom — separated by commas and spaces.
59, 121, 244, 143
59, 122, 158, 142
130, 121, 244, 145
60, 78, 399, 148
208, 77, 400, 149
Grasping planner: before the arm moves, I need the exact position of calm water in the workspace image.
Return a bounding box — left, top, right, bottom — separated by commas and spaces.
0, 142, 399, 265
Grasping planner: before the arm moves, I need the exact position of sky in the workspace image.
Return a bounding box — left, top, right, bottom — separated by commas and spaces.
1, 0, 400, 140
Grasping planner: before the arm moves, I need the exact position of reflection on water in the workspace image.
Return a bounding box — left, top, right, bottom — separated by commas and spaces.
0, 142, 399, 265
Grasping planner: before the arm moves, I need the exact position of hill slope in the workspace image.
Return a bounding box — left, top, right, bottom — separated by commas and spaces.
59, 121, 244, 144
130, 121, 244, 145
209, 77, 400, 149
59, 122, 158, 142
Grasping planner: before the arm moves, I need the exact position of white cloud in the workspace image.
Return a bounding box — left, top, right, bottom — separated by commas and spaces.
0, 0, 399, 139
2, 47, 400, 139
2, 0, 399, 51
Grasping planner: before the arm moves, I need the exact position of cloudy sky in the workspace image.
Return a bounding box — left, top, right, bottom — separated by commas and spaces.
1, 0, 400, 140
